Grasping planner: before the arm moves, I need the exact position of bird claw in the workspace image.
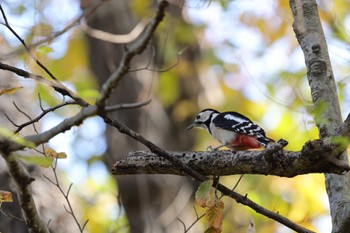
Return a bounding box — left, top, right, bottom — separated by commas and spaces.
206, 145, 215, 151
206, 145, 226, 152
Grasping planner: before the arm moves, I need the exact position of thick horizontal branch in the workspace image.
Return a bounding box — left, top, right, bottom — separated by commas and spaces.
112, 140, 350, 177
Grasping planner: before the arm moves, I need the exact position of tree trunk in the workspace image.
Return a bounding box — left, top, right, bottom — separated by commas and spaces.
83, 1, 200, 232
289, 0, 350, 232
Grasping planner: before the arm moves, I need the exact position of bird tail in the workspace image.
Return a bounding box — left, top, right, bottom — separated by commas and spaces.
257, 135, 275, 148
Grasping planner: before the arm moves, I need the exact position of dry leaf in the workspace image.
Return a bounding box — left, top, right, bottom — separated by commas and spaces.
0, 190, 13, 203
0, 86, 23, 96
45, 148, 67, 159
206, 199, 224, 231
246, 217, 256, 233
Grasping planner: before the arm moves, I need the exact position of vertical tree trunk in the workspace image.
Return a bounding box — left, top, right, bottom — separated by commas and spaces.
289, 0, 350, 232
83, 1, 200, 232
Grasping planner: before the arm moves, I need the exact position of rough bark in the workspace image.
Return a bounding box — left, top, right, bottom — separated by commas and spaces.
111, 141, 349, 177
289, 0, 350, 232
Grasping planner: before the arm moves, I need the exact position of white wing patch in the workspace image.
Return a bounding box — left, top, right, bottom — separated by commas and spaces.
224, 114, 245, 123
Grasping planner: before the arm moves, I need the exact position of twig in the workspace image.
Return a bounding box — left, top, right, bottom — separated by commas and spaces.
0, 2, 104, 60
185, 206, 206, 233
0, 206, 25, 222
12, 101, 40, 135
232, 175, 244, 191
0, 4, 56, 80
104, 99, 151, 112
0, 61, 87, 106
96, 1, 169, 106
43, 161, 88, 232
179, 174, 244, 232
177, 218, 187, 232
4, 113, 20, 127
129, 46, 186, 73
80, 18, 147, 43
14, 100, 76, 133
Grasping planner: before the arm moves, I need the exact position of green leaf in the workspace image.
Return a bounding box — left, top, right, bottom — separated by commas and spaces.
0, 127, 35, 148
330, 136, 350, 149
37, 45, 54, 55
195, 179, 214, 207
18, 155, 53, 168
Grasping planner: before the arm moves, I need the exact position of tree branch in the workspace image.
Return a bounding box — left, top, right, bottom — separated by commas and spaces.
0, 61, 87, 106
111, 139, 349, 177
0, 2, 104, 60
1, 152, 48, 233
0, 4, 56, 81
96, 0, 168, 106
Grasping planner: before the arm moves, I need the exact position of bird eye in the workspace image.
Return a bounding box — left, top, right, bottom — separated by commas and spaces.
196, 115, 200, 120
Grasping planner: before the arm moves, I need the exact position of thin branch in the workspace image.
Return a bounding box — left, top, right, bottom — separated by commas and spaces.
4, 113, 20, 127
80, 18, 147, 43
0, 4, 56, 80
177, 218, 187, 232
14, 100, 77, 133
43, 160, 88, 232
12, 101, 40, 135
129, 46, 186, 73
185, 206, 206, 233
0, 61, 87, 106
0, 2, 104, 60
4, 105, 98, 152
104, 99, 151, 112
178, 175, 244, 231
233, 175, 244, 192
12, 101, 31, 119
0, 206, 25, 222
96, 1, 169, 106
177, 206, 206, 233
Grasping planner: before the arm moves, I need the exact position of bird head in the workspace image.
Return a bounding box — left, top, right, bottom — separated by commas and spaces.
186, 109, 219, 131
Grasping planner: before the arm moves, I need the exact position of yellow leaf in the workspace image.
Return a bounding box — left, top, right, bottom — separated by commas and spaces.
37, 45, 54, 55
0, 86, 23, 95
45, 148, 67, 159
0, 190, 13, 203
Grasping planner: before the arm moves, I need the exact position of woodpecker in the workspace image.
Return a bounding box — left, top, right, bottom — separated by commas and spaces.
187, 109, 274, 150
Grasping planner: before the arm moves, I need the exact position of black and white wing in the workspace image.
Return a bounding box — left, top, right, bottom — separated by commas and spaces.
212, 111, 272, 145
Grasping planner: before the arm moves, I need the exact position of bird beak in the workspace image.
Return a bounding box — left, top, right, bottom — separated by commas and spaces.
186, 122, 198, 130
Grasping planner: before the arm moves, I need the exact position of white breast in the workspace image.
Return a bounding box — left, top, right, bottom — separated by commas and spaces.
209, 122, 237, 145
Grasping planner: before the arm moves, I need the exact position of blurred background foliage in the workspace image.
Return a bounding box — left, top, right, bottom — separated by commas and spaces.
1, 0, 350, 232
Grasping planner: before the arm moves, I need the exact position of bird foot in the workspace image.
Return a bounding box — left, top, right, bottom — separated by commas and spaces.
206, 145, 226, 152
